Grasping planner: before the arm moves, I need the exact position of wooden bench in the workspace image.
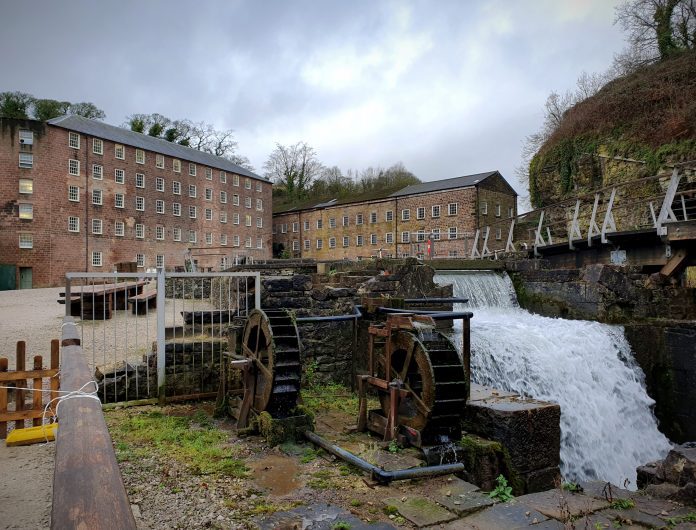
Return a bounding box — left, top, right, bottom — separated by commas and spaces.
127, 291, 157, 315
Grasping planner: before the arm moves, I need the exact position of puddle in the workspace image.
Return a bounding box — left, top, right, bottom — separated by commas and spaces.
250, 455, 301, 496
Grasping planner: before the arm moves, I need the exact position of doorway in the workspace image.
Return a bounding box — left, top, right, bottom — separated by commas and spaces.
19, 267, 32, 289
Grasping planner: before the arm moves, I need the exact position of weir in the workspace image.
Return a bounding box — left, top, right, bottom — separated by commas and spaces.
436, 270, 671, 488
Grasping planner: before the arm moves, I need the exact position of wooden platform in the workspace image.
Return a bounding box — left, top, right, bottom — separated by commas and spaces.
57, 281, 146, 320
127, 290, 157, 315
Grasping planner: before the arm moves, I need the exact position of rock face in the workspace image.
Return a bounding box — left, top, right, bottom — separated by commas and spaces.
637, 443, 696, 505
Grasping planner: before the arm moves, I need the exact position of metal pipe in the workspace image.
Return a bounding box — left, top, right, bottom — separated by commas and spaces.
303, 431, 465, 484
403, 297, 469, 304
376, 307, 473, 320
295, 305, 363, 323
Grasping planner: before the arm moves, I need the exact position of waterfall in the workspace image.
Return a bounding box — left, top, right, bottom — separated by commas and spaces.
436, 270, 671, 488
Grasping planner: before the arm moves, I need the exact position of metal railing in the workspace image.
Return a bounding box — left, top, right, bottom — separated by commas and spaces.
64, 269, 261, 404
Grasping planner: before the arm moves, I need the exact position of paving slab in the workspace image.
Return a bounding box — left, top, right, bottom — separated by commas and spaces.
517, 488, 609, 519
383, 495, 457, 527
599, 506, 667, 528
578, 480, 634, 501
632, 496, 687, 517
257, 502, 394, 529
372, 450, 424, 472
447, 500, 557, 529
436, 490, 495, 516
436, 476, 480, 496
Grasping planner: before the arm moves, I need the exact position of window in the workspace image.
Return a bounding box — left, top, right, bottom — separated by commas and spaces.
316, 239, 323, 249
18, 203, 33, 220
329, 217, 336, 228
92, 219, 102, 234
69, 132, 80, 149
156, 255, 164, 268
401, 231, 410, 243
220, 191, 228, 204
135, 196, 144, 211
220, 212, 227, 223
156, 199, 165, 214
172, 202, 181, 216
449, 250, 458, 257
342, 216, 349, 227
136, 254, 145, 268
189, 230, 197, 243
385, 232, 394, 244
245, 236, 252, 248
189, 205, 197, 218
281, 223, 288, 233
68, 185, 79, 202
509, 207, 514, 218
316, 219, 323, 229
205, 167, 212, 180
115, 144, 125, 159
93, 138, 103, 155
135, 173, 145, 188
448, 203, 458, 216
416, 207, 425, 220
205, 188, 213, 201
69, 159, 80, 176
68, 216, 79, 232
221, 234, 228, 246
115, 193, 124, 208
386, 211, 393, 222
356, 235, 364, 246
495, 204, 501, 217
233, 174, 240, 186
256, 198, 263, 211
156, 226, 165, 240
189, 185, 196, 198
496, 227, 502, 240
303, 220, 310, 231
19, 179, 33, 194
304, 239, 310, 250
233, 194, 240, 206
204, 208, 212, 221
19, 129, 33, 145
402, 209, 410, 221
135, 149, 145, 164
432, 228, 440, 241
245, 178, 251, 189
173, 227, 181, 241
432, 205, 440, 218
19, 153, 33, 168
92, 164, 103, 180
256, 217, 263, 228
417, 230, 426, 242
329, 237, 336, 248
173, 181, 181, 195
156, 177, 164, 192
256, 182, 262, 192
156, 154, 164, 169
356, 213, 363, 225
206, 233, 213, 245
342, 236, 349, 247
233, 235, 240, 247
292, 240, 300, 251
370, 212, 377, 224
244, 197, 252, 208
245, 214, 252, 227
115, 221, 124, 236
19, 234, 33, 249
233, 213, 240, 225
292, 222, 298, 232
135, 224, 144, 239
115, 169, 125, 184
449, 227, 457, 240
189, 163, 196, 176
220, 171, 226, 183
92, 251, 102, 267
481, 201, 488, 215
173, 159, 181, 173
92, 189, 103, 205
370, 234, 377, 245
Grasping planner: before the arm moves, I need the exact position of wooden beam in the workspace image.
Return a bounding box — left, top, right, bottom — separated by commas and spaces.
660, 248, 689, 279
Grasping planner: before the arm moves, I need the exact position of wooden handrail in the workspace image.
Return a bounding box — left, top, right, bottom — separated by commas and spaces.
52, 317, 136, 530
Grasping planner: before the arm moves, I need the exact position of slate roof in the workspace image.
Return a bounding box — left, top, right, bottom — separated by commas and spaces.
48, 115, 266, 181
389, 171, 509, 197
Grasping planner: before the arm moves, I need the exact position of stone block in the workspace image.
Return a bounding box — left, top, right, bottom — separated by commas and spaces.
382, 496, 457, 527
449, 500, 554, 529
291, 274, 312, 291
435, 490, 493, 516
516, 489, 609, 520
262, 278, 293, 292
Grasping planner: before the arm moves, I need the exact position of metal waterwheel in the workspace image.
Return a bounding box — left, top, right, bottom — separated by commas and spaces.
241, 309, 301, 418
378, 329, 467, 433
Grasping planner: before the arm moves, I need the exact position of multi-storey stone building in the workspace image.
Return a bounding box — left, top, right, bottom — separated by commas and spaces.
272, 171, 517, 260
0, 116, 272, 288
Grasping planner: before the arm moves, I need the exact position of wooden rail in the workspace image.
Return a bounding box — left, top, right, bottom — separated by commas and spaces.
52, 316, 136, 530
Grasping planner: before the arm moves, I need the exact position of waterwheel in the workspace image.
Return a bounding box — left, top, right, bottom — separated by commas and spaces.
377, 329, 467, 436
240, 309, 302, 418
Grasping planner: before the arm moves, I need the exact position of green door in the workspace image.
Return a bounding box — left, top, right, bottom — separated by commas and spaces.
19, 267, 32, 289
0, 264, 16, 291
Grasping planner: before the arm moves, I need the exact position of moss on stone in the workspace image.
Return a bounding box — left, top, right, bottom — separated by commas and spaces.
459, 434, 524, 495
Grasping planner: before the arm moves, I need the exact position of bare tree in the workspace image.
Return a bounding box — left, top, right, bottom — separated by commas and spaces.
264, 142, 323, 198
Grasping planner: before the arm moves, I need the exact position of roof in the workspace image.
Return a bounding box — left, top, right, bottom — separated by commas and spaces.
389, 171, 507, 197
48, 115, 266, 181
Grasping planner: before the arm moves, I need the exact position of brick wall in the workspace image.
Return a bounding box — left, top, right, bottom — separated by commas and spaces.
0, 118, 272, 288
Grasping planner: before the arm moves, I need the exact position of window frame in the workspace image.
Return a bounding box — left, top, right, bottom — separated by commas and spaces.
92, 138, 103, 155
135, 196, 144, 211
68, 132, 80, 149
68, 216, 80, 233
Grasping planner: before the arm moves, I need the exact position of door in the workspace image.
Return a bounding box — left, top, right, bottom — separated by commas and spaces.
0, 264, 16, 291
19, 267, 32, 289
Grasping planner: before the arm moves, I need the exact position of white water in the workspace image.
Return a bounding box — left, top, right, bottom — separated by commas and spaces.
436, 271, 671, 488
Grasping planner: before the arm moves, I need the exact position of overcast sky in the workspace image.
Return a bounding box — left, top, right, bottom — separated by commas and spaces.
1, 1, 625, 200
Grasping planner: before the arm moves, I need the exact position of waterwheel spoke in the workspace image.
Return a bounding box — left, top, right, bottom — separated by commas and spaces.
399, 342, 417, 382
254, 357, 273, 381
389, 366, 431, 416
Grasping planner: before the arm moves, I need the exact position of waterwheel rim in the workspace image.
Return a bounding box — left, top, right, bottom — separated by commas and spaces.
242, 309, 275, 412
